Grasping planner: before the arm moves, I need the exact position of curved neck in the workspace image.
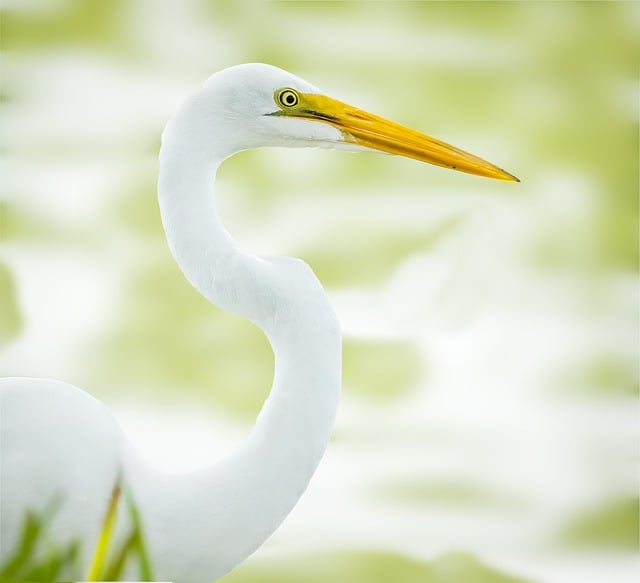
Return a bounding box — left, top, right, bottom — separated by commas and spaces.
150, 99, 341, 580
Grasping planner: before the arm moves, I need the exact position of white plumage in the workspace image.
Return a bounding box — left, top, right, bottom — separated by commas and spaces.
0, 63, 516, 583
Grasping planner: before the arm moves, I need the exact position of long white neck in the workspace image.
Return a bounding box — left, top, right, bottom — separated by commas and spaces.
142, 92, 341, 582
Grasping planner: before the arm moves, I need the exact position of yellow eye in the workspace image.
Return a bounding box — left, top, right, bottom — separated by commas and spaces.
276, 88, 299, 108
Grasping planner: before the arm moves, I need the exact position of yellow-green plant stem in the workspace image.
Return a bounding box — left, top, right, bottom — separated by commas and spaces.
86, 484, 121, 581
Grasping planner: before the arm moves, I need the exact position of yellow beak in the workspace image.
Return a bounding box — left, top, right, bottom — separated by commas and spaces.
290, 93, 519, 182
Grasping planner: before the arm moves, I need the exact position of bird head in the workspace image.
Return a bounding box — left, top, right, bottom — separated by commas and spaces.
199, 63, 518, 182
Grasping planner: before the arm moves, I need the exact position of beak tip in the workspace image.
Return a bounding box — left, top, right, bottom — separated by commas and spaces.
497, 169, 520, 182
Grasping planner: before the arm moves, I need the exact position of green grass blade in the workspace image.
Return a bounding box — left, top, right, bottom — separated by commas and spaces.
0, 512, 41, 577
85, 483, 121, 581
127, 493, 154, 581
102, 531, 136, 581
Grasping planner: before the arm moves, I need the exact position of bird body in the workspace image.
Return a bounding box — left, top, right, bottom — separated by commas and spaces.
0, 64, 516, 582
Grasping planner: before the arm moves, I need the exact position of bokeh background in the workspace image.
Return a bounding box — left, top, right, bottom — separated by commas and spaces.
1, 1, 638, 582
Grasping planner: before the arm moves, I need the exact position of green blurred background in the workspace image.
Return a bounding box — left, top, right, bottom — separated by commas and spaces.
1, 1, 638, 582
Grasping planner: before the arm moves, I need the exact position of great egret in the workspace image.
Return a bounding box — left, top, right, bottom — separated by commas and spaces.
0, 63, 517, 582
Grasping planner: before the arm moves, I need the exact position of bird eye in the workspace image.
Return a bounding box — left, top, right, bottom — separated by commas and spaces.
276, 88, 299, 108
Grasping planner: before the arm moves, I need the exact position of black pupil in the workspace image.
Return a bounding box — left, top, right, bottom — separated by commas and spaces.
284, 93, 295, 105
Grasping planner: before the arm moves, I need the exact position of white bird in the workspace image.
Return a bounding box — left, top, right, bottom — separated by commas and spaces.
0, 63, 517, 583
